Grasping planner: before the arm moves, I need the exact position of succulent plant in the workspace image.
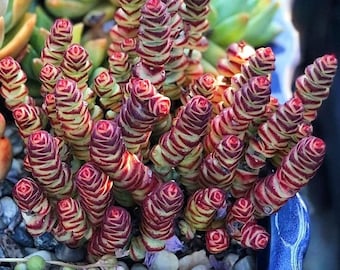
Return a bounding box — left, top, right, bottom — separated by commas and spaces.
0, 1, 338, 269
75, 162, 114, 227
205, 227, 230, 254
44, 0, 102, 19
150, 95, 212, 179
207, 0, 281, 48
199, 134, 244, 190
247, 136, 326, 218
0, 0, 36, 59
87, 206, 132, 258
137, 181, 184, 253
12, 177, 56, 236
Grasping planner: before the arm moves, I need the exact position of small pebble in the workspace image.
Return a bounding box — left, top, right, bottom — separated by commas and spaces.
131, 263, 148, 270
223, 253, 239, 269
4, 126, 24, 157
116, 261, 129, 270
0, 246, 5, 258
0, 196, 21, 232
191, 265, 210, 270
11, 225, 34, 248
34, 232, 59, 251
55, 243, 86, 262
23, 247, 39, 255
5, 159, 24, 184
179, 250, 211, 270
232, 255, 256, 270
149, 250, 179, 270
165, 235, 184, 253
0, 233, 24, 258
25, 250, 55, 261
0, 181, 12, 197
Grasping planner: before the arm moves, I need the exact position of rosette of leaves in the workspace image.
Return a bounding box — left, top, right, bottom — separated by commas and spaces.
108, 0, 144, 55
294, 54, 338, 121
230, 96, 305, 197
212, 45, 275, 115
87, 206, 132, 259
107, 51, 133, 85
133, 0, 173, 91
7, 1, 117, 96
54, 78, 93, 161
224, 197, 269, 250
199, 135, 244, 190
216, 41, 256, 79
180, 72, 218, 105
150, 95, 212, 179
89, 119, 161, 205
226, 198, 255, 241
247, 136, 326, 217
180, 0, 210, 51
24, 130, 74, 198
138, 181, 184, 252
0, 56, 35, 110
92, 68, 123, 119
12, 177, 56, 236
205, 228, 230, 254
203, 75, 272, 153
245, 96, 304, 169
239, 222, 270, 250
182, 187, 227, 233
116, 78, 171, 157
75, 162, 114, 227
56, 197, 93, 246
0, 0, 36, 59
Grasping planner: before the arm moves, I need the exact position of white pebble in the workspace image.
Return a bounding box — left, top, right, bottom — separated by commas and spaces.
0, 196, 19, 224
191, 265, 210, 270
116, 261, 129, 270
150, 250, 179, 270
179, 250, 211, 270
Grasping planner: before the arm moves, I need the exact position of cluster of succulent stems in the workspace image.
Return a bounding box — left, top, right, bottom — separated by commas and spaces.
0, 0, 338, 268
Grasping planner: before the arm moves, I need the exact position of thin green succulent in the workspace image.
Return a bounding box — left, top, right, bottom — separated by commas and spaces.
202, 0, 281, 71
207, 0, 281, 47
0, 0, 36, 59
44, 0, 102, 19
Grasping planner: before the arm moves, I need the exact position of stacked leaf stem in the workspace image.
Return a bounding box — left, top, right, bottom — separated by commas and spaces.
0, 0, 338, 268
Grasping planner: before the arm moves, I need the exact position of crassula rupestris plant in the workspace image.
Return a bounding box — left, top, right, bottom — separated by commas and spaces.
0, 0, 338, 268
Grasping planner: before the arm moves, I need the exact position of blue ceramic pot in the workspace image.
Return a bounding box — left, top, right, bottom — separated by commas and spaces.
258, 1, 310, 270
257, 194, 310, 270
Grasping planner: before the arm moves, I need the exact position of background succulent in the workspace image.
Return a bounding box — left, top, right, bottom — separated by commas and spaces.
0, 0, 36, 59
207, 0, 281, 48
